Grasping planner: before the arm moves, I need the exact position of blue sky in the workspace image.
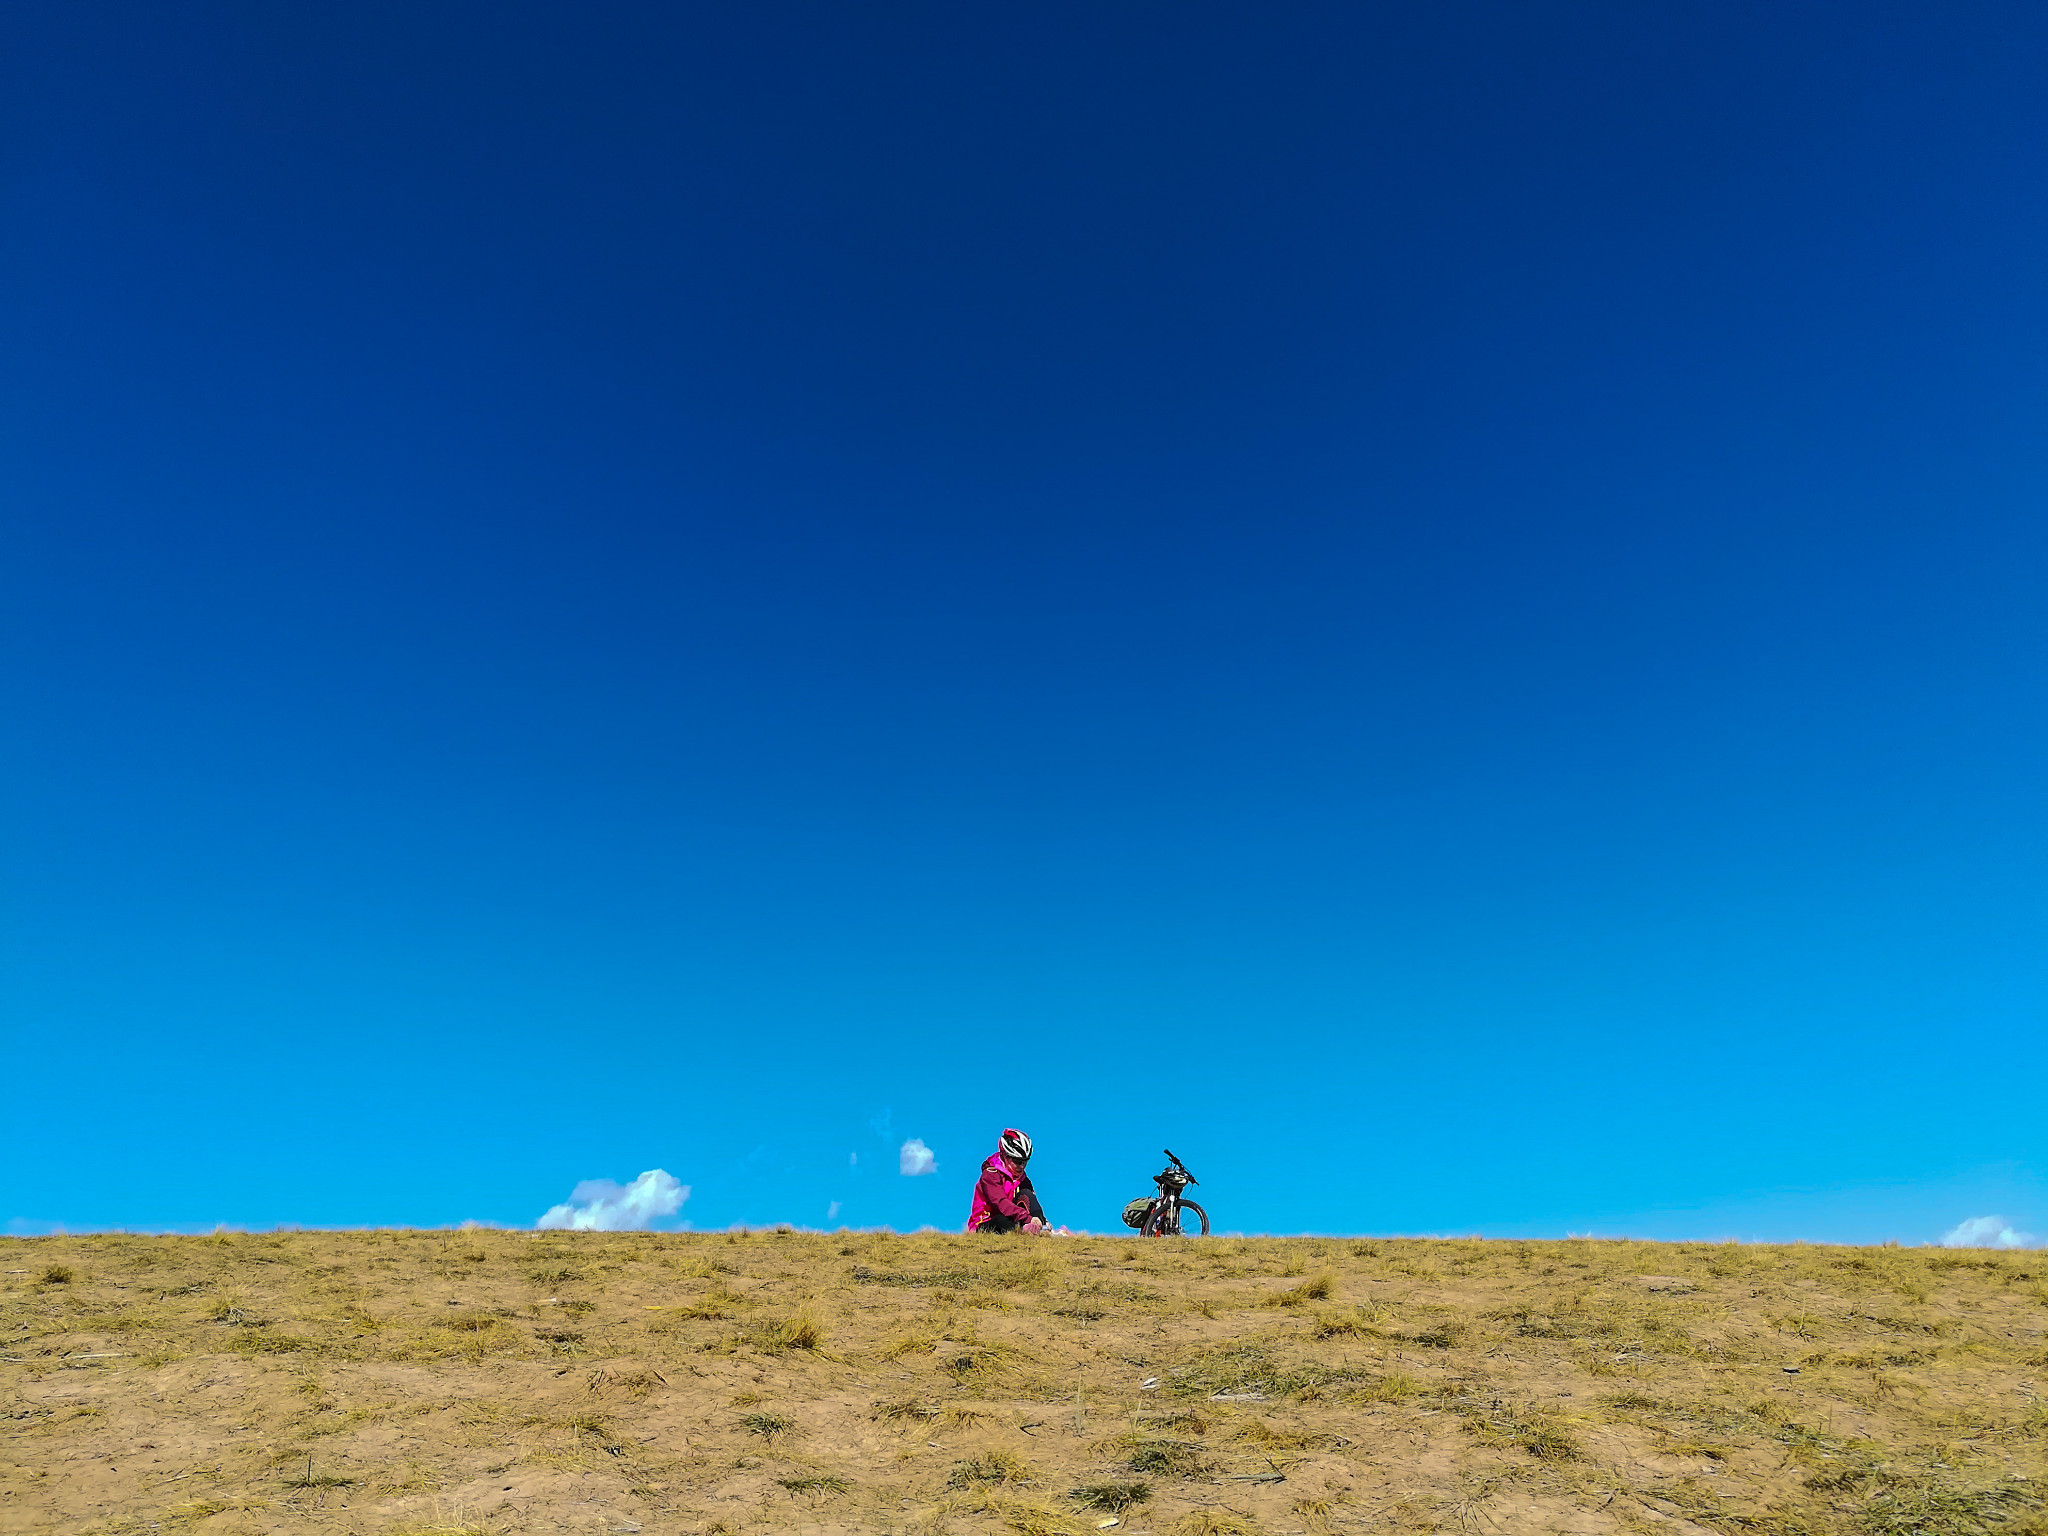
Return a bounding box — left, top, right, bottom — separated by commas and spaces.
3, 3, 2044, 1243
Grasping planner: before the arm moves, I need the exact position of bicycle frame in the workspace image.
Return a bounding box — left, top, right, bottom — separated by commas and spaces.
1139, 1149, 1203, 1237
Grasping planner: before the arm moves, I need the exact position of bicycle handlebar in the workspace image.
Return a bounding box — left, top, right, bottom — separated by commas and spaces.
1163, 1148, 1199, 1185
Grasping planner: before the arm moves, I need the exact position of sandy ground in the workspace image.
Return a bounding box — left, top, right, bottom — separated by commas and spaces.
2, 1230, 2044, 1536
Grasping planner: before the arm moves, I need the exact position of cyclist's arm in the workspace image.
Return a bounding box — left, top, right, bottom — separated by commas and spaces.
978, 1161, 1035, 1225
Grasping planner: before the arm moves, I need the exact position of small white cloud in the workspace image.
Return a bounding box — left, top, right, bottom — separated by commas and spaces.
536, 1170, 689, 1232
899, 1138, 938, 1176
850, 1152, 858, 1167
1940, 1215, 2039, 1250
826, 1200, 842, 1221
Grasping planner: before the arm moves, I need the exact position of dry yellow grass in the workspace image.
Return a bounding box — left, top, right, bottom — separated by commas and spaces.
1, 1231, 2044, 1535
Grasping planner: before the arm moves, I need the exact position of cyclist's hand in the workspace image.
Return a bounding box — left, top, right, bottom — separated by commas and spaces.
1024, 1218, 1044, 1234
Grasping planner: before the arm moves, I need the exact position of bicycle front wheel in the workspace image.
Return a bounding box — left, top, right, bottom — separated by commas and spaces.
1145, 1200, 1209, 1237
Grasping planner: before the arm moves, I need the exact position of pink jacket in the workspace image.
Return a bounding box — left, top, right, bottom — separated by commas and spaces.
966, 1153, 1033, 1231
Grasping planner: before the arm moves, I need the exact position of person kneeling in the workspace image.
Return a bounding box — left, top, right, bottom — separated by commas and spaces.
966, 1127, 1047, 1234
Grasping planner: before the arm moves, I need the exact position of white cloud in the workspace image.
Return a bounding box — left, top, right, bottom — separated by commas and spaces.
850, 1152, 858, 1167
827, 1200, 842, 1221
1939, 1215, 2039, 1249
536, 1170, 689, 1231
899, 1138, 938, 1176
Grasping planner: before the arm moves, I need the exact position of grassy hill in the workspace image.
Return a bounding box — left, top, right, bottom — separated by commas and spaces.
3, 1230, 2044, 1535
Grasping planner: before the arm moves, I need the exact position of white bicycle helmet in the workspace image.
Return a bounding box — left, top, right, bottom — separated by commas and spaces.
998, 1127, 1033, 1164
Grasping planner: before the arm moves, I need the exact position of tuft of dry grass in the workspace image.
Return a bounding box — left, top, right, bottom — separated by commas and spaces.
1344, 1370, 1425, 1404
1449, 1394, 1587, 1462
872, 1394, 943, 1422
777, 1473, 851, 1495
1167, 1510, 1259, 1535
948, 1447, 1033, 1487
1410, 1317, 1467, 1349
1123, 1439, 1210, 1476
1311, 1306, 1380, 1338
875, 1328, 937, 1359
1071, 1479, 1152, 1511
755, 1306, 828, 1352
1259, 1271, 1336, 1307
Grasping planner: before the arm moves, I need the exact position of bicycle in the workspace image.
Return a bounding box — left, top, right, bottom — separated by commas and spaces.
1122, 1148, 1210, 1237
